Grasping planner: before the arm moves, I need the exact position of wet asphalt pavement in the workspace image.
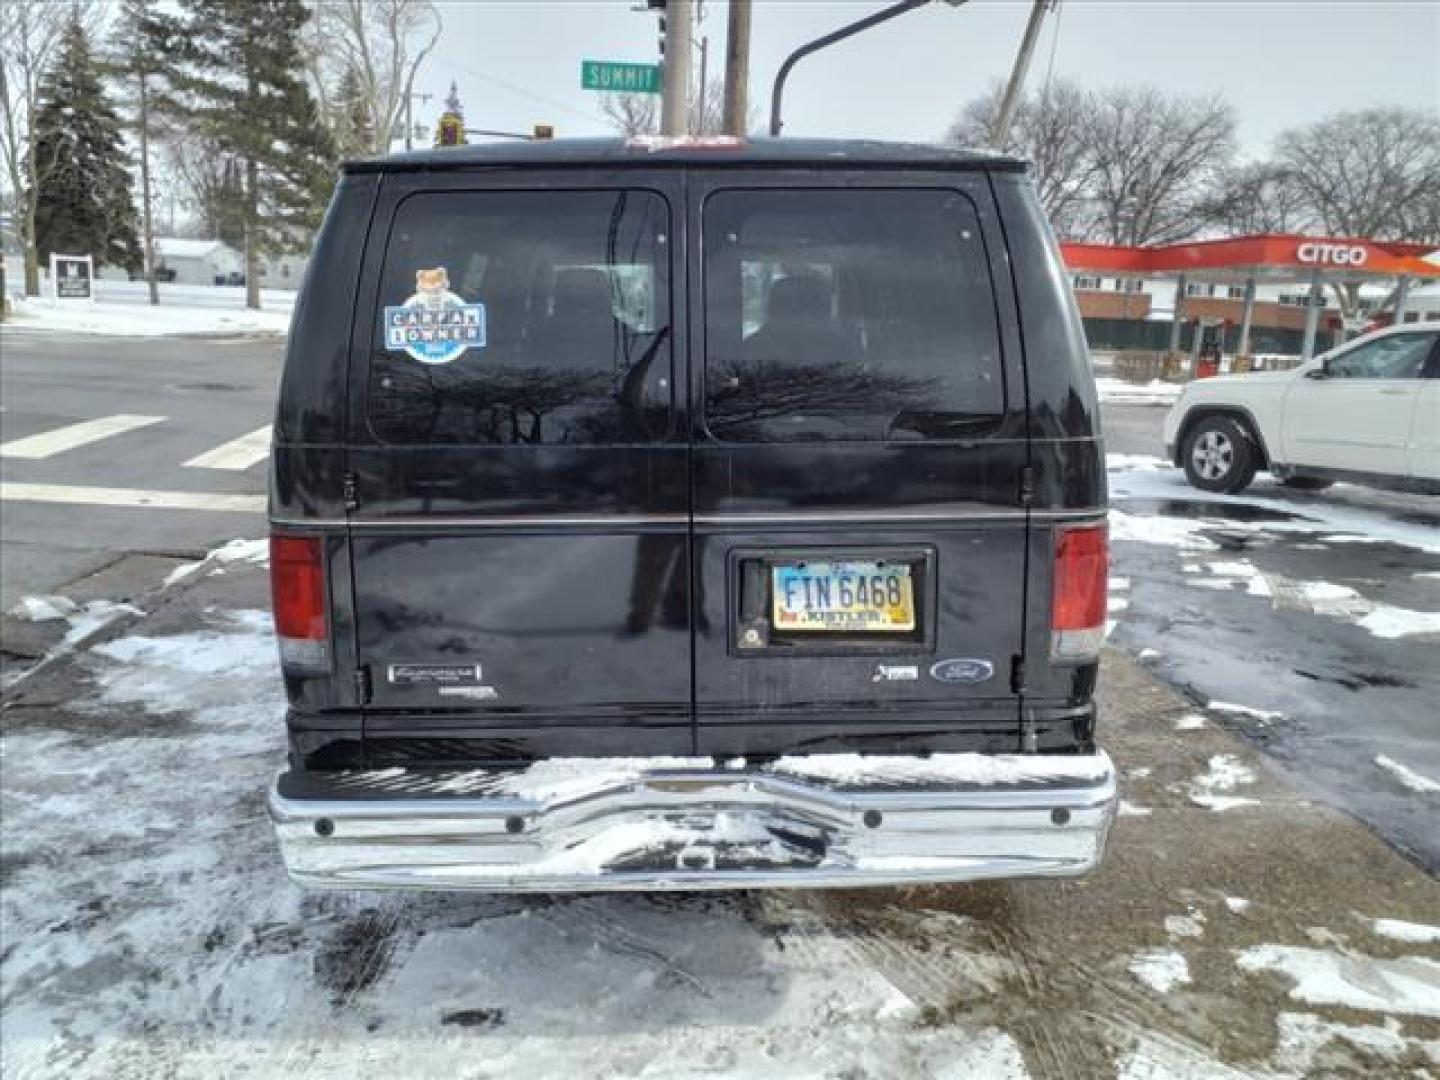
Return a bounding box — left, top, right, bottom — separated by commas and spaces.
1103, 402, 1440, 874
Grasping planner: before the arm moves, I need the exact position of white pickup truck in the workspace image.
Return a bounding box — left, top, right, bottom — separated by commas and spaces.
1163, 326, 1440, 495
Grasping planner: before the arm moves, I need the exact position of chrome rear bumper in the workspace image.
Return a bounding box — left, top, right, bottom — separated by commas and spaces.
268, 752, 1117, 892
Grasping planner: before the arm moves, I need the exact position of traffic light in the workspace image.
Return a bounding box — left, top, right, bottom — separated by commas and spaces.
649, 0, 666, 59
436, 113, 465, 147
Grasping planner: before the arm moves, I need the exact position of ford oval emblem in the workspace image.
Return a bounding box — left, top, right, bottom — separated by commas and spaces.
929, 658, 995, 685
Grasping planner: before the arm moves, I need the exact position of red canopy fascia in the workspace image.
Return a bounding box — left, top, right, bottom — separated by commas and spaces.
1060, 234, 1440, 279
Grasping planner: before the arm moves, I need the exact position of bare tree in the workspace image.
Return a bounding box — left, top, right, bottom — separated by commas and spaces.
1276, 107, 1440, 243
948, 78, 1097, 240
602, 78, 745, 140
1082, 87, 1236, 246
600, 92, 658, 138
1201, 162, 1313, 236
304, 0, 442, 156
1275, 107, 1440, 321
1, 0, 100, 297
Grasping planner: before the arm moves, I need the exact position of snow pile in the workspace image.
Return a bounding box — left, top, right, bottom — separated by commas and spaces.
5, 294, 292, 336
1096, 377, 1184, 405
163, 536, 269, 587
1236, 945, 1440, 1018
2, 595, 144, 689
1374, 755, 1440, 795
1129, 949, 1191, 994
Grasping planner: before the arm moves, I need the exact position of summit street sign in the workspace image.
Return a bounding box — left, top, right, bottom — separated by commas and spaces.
581, 60, 662, 94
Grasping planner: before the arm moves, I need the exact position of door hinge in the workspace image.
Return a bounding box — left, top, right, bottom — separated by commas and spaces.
352, 665, 373, 705
1010, 654, 1026, 695
1018, 465, 1036, 507
342, 472, 359, 511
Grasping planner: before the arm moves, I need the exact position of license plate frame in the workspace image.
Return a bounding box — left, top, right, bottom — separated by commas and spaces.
771, 560, 916, 634
730, 547, 935, 655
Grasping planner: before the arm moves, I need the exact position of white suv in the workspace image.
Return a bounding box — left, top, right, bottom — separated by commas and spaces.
1162, 326, 1440, 495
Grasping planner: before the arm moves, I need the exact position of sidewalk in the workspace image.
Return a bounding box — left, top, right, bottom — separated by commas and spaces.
2, 554, 1437, 1079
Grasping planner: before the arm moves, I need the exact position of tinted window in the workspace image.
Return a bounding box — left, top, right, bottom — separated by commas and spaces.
703, 189, 1004, 442
1328, 332, 1436, 380
369, 190, 670, 444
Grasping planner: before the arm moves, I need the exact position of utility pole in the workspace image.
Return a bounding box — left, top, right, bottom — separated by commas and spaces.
660, 0, 693, 137
695, 35, 708, 133
403, 90, 434, 151
722, 0, 751, 137
990, 0, 1052, 149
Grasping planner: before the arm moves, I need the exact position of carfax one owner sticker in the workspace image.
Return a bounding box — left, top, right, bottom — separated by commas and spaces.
384, 267, 486, 364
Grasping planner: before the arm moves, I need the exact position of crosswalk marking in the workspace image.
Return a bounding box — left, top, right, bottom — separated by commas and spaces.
183, 425, 272, 471
0, 482, 264, 513
0, 414, 166, 459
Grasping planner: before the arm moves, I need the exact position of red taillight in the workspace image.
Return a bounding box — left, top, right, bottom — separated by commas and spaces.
1052, 524, 1108, 660
271, 535, 329, 668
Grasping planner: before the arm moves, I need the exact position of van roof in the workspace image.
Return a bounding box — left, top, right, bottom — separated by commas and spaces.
344, 137, 1026, 175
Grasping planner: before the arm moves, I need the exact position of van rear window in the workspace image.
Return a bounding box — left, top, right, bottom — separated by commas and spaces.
368, 190, 671, 445
703, 189, 1004, 442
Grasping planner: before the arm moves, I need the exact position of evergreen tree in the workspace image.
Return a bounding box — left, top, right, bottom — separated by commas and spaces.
110, 0, 185, 303
331, 65, 374, 160
176, 0, 336, 309
26, 13, 141, 272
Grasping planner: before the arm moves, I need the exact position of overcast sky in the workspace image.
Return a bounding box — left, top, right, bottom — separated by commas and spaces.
422, 0, 1438, 157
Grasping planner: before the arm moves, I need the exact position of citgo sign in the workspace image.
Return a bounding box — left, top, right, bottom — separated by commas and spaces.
1296, 242, 1368, 267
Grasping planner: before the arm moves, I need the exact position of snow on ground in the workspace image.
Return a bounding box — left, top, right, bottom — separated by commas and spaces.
1188, 753, 1261, 812
4, 290, 292, 336
163, 536, 270, 587
1374, 754, 1440, 795
1107, 456, 1440, 556
1236, 945, 1440, 1019
1360, 917, 1440, 944
1095, 378, 1185, 406
2, 595, 144, 689
1207, 701, 1284, 724
1128, 950, 1191, 994
2, 610, 1055, 1078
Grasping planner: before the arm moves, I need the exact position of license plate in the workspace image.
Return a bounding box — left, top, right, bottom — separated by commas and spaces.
771, 561, 915, 633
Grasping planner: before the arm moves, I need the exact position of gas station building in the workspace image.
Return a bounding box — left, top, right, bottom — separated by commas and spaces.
1060, 234, 1440, 362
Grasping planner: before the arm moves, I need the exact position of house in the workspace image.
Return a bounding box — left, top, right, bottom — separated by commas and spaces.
151, 238, 244, 286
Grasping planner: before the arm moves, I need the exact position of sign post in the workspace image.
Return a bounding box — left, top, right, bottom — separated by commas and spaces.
49, 254, 95, 306
581, 60, 662, 94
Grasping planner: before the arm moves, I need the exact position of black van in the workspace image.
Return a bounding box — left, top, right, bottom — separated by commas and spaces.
267, 138, 1115, 891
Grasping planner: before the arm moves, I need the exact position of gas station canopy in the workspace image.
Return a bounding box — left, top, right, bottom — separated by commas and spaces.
1060, 234, 1440, 283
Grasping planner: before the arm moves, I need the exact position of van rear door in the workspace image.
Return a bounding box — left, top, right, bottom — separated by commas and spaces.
345, 172, 693, 759
688, 174, 1031, 757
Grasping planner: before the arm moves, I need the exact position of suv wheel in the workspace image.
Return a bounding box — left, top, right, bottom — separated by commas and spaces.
1182, 416, 1258, 494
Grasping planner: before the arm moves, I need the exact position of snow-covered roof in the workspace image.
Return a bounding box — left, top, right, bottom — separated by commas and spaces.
153, 238, 235, 259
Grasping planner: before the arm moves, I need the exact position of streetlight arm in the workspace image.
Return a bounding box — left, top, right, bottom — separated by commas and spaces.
769, 0, 947, 137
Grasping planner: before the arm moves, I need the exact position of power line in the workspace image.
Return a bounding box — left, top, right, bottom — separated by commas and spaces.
431, 57, 607, 128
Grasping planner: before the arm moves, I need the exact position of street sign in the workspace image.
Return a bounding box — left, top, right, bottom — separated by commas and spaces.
581, 60, 661, 94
